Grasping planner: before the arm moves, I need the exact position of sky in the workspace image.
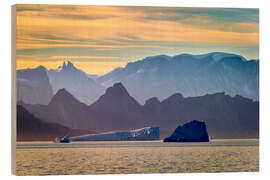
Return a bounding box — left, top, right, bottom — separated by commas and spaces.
16, 4, 259, 75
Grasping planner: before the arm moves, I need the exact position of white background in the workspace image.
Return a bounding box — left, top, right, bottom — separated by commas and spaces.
1, 0, 269, 179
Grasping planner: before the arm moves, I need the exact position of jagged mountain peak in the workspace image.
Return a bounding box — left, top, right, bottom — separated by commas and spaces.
67, 60, 75, 68
49, 88, 80, 105
61, 60, 77, 72
55, 88, 70, 95
105, 82, 130, 97
47, 59, 105, 105
91, 82, 142, 112
35, 65, 47, 71
62, 61, 67, 68
113, 82, 126, 90
160, 93, 184, 107
144, 97, 160, 106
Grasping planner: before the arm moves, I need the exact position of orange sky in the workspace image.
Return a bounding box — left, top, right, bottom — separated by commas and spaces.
16, 61, 127, 75
16, 4, 259, 75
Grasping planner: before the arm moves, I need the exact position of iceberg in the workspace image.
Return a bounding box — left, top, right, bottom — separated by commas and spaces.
69, 127, 160, 141
164, 120, 209, 142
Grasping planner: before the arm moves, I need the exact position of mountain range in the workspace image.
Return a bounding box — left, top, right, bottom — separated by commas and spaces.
16, 52, 259, 140
20, 82, 259, 139
97, 52, 259, 103
47, 61, 105, 105
16, 52, 259, 105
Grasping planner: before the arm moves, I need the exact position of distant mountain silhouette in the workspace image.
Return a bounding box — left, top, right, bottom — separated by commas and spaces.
20, 82, 259, 139
47, 61, 105, 105
90, 82, 146, 131
144, 92, 259, 138
17, 66, 53, 105
19, 88, 95, 131
20, 83, 146, 133
17, 105, 93, 141
17, 52, 259, 106
98, 52, 259, 103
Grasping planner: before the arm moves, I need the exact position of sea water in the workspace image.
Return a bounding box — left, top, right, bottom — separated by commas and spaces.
16, 139, 259, 175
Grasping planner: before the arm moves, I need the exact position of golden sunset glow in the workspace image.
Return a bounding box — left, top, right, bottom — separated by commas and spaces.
16, 60, 127, 75
16, 4, 259, 74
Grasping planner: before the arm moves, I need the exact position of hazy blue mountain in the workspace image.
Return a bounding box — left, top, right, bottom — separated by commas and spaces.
17, 66, 54, 105
86, 74, 99, 81
21, 82, 259, 139
19, 88, 97, 131
47, 61, 105, 105
98, 52, 259, 103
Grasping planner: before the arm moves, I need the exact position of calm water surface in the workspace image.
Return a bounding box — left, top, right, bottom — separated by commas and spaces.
16, 139, 259, 175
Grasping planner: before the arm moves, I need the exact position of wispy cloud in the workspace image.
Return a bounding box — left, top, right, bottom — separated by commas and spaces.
50, 55, 125, 60
16, 4, 259, 73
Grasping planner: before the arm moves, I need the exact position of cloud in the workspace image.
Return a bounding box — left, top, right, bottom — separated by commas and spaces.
16, 10, 258, 49
129, 7, 259, 33
15, 4, 259, 73
142, 7, 259, 24
50, 55, 125, 60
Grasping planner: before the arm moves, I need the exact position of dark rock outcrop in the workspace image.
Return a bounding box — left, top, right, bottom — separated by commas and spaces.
164, 120, 209, 142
